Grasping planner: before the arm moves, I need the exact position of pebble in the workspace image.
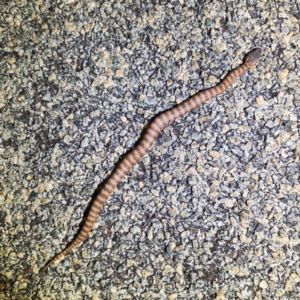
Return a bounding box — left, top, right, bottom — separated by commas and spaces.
277, 69, 289, 85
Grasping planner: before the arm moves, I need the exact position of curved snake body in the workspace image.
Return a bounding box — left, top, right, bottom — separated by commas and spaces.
37, 48, 262, 276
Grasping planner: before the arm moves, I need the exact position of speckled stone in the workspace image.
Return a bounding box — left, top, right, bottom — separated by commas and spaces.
1, 0, 300, 299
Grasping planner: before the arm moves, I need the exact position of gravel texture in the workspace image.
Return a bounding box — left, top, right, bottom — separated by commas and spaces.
1, 0, 300, 299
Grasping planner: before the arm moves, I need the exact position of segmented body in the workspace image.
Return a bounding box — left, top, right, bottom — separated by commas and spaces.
37, 49, 262, 276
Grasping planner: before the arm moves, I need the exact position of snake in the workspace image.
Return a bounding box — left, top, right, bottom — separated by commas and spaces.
36, 48, 262, 276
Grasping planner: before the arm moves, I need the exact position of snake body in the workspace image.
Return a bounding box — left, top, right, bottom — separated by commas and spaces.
37, 49, 262, 276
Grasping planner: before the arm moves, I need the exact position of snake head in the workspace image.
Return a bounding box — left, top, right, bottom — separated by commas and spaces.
245, 48, 262, 66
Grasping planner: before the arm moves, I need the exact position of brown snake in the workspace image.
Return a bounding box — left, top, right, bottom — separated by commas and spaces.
36, 48, 262, 276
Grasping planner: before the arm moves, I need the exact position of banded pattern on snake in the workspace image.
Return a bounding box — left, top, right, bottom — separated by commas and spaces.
37, 48, 262, 276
